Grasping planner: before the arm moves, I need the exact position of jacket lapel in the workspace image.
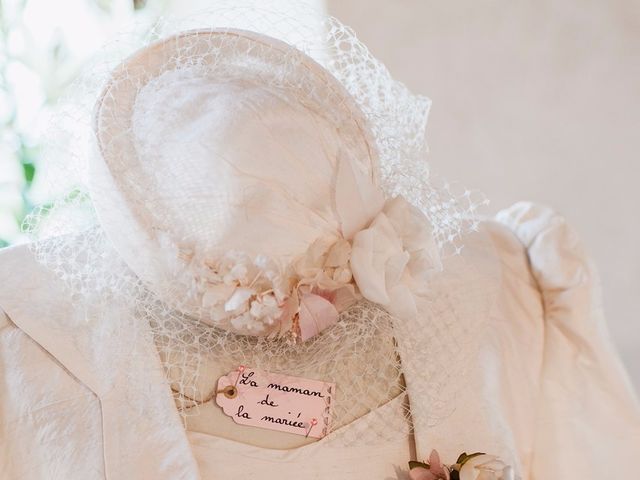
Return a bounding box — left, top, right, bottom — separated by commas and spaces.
0, 243, 201, 479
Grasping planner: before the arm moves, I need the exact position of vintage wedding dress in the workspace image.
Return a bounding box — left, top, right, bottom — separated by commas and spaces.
0, 10, 639, 480
1, 203, 638, 479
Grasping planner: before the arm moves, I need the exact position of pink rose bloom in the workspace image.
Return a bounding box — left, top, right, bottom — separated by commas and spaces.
409, 450, 450, 480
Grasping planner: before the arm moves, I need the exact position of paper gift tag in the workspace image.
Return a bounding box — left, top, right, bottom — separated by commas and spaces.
215, 366, 334, 439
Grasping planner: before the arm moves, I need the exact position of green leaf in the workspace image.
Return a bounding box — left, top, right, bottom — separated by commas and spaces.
0, 239, 9, 249
408, 461, 430, 470
22, 162, 35, 185
456, 452, 468, 464
459, 452, 485, 466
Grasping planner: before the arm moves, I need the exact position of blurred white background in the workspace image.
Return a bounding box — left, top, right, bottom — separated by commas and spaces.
1, 0, 637, 388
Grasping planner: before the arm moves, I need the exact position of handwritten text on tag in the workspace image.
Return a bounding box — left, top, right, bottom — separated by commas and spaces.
215, 366, 334, 439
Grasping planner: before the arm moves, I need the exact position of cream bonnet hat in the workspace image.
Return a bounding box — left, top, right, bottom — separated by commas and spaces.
91, 27, 450, 341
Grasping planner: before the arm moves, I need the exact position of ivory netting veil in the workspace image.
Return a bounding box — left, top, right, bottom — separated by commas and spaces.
24, 5, 489, 446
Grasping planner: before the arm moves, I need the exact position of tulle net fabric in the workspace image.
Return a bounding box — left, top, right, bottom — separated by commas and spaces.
24, 6, 488, 446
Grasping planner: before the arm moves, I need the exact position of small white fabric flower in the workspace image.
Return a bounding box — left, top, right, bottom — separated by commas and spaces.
224, 287, 254, 313
249, 293, 281, 325
332, 266, 353, 284
230, 311, 266, 333
202, 283, 235, 308
458, 455, 515, 480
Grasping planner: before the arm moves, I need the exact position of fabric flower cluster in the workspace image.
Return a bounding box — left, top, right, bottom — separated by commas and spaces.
179, 197, 441, 341
187, 194, 441, 341
198, 251, 290, 335
409, 450, 516, 480
193, 234, 357, 340
176, 194, 442, 341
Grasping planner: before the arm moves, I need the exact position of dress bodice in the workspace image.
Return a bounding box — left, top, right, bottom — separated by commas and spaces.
187, 394, 413, 479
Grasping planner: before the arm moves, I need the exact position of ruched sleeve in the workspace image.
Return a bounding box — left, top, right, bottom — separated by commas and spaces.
496, 202, 640, 478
